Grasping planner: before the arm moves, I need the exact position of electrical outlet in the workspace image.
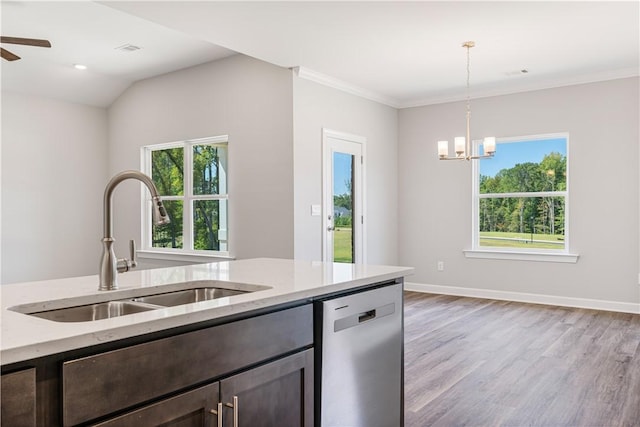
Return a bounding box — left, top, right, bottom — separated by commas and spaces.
437, 261, 444, 272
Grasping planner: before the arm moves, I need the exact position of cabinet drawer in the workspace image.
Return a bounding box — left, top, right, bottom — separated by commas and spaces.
1, 368, 36, 427
63, 304, 312, 426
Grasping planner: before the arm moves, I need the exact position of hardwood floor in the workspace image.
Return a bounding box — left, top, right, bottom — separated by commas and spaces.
403, 291, 640, 427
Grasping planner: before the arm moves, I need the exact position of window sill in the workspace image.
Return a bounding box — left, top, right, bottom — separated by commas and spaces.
137, 250, 236, 264
464, 249, 579, 263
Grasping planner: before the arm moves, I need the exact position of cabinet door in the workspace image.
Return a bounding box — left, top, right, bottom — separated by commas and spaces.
220, 349, 314, 427
92, 383, 220, 427
1, 368, 36, 427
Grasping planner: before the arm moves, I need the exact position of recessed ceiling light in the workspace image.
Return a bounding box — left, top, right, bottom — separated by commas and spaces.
74, 64, 87, 70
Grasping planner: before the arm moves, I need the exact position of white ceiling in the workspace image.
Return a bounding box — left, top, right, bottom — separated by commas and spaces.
0, 1, 236, 107
2, 1, 639, 109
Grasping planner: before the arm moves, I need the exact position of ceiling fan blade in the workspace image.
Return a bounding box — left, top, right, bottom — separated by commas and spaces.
1, 37, 51, 48
1, 47, 20, 61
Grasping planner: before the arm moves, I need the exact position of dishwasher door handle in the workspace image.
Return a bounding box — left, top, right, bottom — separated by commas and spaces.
358, 309, 376, 323
333, 302, 395, 332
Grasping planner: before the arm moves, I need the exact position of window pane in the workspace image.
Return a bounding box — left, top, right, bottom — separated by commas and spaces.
193, 200, 228, 251
151, 148, 184, 196
479, 137, 566, 194
152, 200, 183, 249
479, 196, 565, 250
193, 144, 228, 195
333, 152, 354, 263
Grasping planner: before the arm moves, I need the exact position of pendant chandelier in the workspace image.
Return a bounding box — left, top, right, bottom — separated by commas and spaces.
438, 41, 496, 161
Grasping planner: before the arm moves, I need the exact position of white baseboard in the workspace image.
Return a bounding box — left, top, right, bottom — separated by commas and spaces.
404, 282, 640, 314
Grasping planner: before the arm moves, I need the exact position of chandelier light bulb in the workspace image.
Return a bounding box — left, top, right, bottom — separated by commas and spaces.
438, 141, 449, 158
484, 137, 496, 154
454, 137, 466, 156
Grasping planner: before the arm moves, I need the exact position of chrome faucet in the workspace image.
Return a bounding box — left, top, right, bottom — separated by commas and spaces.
99, 170, 170, 291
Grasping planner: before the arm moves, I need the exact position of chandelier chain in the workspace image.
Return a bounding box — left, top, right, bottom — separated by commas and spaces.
466, 43, 471, 114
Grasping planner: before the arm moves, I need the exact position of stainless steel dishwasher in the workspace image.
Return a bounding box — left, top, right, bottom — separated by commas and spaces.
316, 281, 403, 427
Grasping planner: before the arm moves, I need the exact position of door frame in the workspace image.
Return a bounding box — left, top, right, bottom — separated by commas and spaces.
322, 128, 367, 264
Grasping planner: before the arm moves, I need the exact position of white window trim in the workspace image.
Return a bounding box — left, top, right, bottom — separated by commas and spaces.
469, 132, 578, 263
464, 249, 578, 263
140, 135, 230, 259
136, 250, 235, 263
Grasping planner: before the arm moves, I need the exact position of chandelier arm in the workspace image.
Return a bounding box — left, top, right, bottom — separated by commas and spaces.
439, 153, 495, 161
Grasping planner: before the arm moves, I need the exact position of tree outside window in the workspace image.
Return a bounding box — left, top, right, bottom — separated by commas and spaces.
474, 134, 568, 252
143, 136, 228, 255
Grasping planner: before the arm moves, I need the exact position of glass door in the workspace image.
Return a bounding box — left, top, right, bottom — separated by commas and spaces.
322, 130, 365, 263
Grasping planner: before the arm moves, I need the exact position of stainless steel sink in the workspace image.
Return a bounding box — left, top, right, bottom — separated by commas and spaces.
131, 288, 247, 307
29, 301, 158, 323
13, 283, 268, 322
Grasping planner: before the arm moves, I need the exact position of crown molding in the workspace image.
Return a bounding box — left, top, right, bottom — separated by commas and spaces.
399, 67, 640, 108
292, 66, 400, 108
292, 65, 638, 110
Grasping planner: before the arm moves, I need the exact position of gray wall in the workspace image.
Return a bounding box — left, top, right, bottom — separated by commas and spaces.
398, 77, 639, 304
1, 92, 108, 283
3, 54, 637, 312
108, 55, 294, 263
293, 76, 399, 264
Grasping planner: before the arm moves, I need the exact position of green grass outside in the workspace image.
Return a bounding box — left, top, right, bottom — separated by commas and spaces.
333, 229, 563, 259
480, 231, 564, 250
334, 228, 353, 263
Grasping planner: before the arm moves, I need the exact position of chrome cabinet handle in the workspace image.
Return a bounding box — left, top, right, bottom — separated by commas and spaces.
234, 396, 238, 427
209, 402, 223, 427
225, 396, 239, 427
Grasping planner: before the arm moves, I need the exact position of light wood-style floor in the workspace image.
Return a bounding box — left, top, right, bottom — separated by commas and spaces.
403, 291, 640, 427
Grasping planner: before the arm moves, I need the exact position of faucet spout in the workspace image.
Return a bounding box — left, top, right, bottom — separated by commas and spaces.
99, 170, 170, 291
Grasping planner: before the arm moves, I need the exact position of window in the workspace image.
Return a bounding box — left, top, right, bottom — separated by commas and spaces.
142, 136, 229, 257
471, 133, 570, 257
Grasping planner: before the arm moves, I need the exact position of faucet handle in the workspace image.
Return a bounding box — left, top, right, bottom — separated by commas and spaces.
129, 239, 138, 269
116, 239, 138, 273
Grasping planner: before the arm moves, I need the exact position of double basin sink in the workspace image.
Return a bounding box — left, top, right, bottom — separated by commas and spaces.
10, 282, 270, 323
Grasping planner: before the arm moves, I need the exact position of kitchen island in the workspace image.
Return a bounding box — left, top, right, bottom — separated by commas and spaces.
1, 258, 413, 426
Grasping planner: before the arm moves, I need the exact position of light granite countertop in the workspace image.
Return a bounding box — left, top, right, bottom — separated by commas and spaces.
1, 258, 413, 365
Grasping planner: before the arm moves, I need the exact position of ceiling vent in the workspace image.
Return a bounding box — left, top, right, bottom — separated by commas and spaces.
114, 44, 141, 52
505, 69, 529, 76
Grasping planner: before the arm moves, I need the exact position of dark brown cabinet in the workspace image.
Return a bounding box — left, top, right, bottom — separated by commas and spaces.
91, 349, 314, 427
1, 368, 36, 427
60, 304, 313, 426
220, 349, 314, 427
